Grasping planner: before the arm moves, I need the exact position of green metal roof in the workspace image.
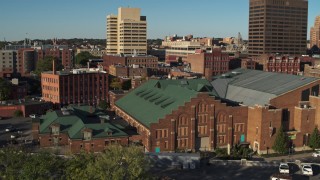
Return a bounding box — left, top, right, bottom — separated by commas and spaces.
39, 106, 128, 139
115, 79, 214, 128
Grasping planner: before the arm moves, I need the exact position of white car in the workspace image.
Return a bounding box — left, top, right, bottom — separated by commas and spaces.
312, 150, 320, 157
29, 114, 37, 118
5, 125, 15, 132
279, 163, 290, 174
301, 165, 313, 176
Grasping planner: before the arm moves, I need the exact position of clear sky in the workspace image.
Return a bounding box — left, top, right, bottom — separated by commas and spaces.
0, 0, 319, 41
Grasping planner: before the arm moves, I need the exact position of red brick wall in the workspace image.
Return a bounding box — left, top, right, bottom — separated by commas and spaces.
247, 106, 282, 154
270, 81, 320, 130
69, 137, 128, 153
115, 93, 248, 153
39, 133, 69, 147
102, 55, 126, 71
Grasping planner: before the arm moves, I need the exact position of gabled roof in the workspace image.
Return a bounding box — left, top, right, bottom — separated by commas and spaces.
211, 68, 319, 106
115, 79, 214, 128
39, 106, 127, 139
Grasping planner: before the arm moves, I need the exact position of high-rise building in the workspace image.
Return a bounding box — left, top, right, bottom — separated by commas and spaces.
310, 16, 320, 48
248, 0, 308, 57
106, 7, 147, 55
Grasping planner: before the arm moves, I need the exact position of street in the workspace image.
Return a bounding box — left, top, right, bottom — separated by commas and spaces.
0, 117, 33, 147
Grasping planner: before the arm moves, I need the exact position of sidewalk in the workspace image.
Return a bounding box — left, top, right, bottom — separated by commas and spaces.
262, 152, 312, 162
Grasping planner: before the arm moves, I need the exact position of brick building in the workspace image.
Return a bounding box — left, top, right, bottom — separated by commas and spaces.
10, 79, 28, 100
102, 54, 158, 71
16, 47, 74, 77
186, 49, 229, 80
0, 100, 52, 118
37, 48, 74, 69
241, 59, 258, 70
41, 67, 108, 107
0, 50, 17, 78
18, 48, 36, 76
108, 64, 170, 78
248, 0, 308, 57
304, 64, 320, 78
246, 55, 315, 75
33, 105, 129, 153
113, 69, 320, 154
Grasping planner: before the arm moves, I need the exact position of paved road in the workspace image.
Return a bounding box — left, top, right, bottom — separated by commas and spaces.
152, 164, 314, 180
0, 117, 33, 146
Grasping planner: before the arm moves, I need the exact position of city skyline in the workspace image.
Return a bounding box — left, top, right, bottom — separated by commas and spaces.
0, 0, 319, 41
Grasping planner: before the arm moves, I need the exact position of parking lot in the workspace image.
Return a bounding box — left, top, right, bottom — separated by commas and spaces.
0, 117, 33, 147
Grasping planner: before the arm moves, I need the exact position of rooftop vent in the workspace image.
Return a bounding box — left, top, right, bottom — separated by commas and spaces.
231, 71, 242, 75
221, 73, 231, 78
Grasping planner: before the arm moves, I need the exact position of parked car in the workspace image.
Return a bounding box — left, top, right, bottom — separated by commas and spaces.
5, 125, 16, 132
312, 149, 320, 157
29, 114, 37, 118
270, 173, 292, 180
10, 134, 16, 139
279, 163, 290, 174
301, 164, 313, 176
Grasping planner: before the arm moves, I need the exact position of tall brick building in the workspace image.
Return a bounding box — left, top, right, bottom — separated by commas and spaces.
248, 0, 308, 57
41, 68, 108, 107
310, 16, 320, 48
113, 69, 320, 154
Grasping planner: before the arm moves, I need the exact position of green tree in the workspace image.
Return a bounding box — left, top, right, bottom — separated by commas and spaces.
272, 126, 288, 154
87, 145, 151, 180
13, 110, 23, 117
19, 151, 66, 180
75, 52, 99, 66
309, 127, 320, 150
0, 147, 27, 179
35, 56, 63, 76
0, 78, 12, 101
65, 152, 95, 180
110, 78, 122, 90
98, 100, 109, 110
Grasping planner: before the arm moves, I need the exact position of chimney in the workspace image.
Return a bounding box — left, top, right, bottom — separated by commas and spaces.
53, 59, 56, 75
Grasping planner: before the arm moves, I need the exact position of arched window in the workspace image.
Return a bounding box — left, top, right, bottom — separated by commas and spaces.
178, 115, 188, 126
198, 102, 208, 113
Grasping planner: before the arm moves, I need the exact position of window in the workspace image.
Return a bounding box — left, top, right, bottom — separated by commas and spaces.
51, 125, 60, 135
198, 125, 207, 135
177, 138, 188, 148
83, 131, 92, 140
178, 116, 188, 125
234, 123, 244, 132
105, 140, 110, 146
218, 135, 225, 144
178, 127, 188, 136
156, 129, 168, 139
217, 124, 226, 133
164, 141, 168, 149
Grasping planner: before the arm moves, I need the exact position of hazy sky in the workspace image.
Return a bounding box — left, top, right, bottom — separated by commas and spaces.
0, 0, 319, 41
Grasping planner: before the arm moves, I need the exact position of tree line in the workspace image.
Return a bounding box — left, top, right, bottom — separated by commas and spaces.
0, 145, 153, 180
